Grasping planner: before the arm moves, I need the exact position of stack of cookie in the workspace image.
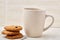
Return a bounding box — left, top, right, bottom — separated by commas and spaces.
2, 25, 23, 39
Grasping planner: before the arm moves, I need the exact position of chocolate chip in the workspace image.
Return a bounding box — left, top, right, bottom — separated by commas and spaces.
15, 26, 18, 28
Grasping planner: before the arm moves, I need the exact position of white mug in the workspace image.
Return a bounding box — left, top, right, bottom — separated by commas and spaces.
24, 8, 54, 37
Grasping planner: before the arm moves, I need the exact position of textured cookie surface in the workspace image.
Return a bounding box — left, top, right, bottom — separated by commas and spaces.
2, 30, 20, 35
5, 33, 23, 39
4, 25, 22, 31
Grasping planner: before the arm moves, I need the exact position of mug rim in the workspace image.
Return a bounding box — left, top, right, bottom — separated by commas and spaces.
24, 8, 45, 12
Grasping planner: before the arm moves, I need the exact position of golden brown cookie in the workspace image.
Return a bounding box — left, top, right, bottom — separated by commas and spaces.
4, 25, 22, 31
2, 30, 20, 35
5, 33, 23, 39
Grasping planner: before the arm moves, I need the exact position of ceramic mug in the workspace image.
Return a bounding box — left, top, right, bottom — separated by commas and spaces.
24, 8, 54, 37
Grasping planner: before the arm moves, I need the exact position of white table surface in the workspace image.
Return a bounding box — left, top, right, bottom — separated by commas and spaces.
0, 26, 60, 40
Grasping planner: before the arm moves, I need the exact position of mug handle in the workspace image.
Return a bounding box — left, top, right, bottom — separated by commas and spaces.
43, 15, 54, 31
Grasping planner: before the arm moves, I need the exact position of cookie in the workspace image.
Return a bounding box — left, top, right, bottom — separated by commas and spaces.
5, 33, 23, 39
4, 25, 22, 31
2, 30, 20, 35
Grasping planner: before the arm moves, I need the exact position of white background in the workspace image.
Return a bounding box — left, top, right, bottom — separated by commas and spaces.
0, 0, 60, 27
